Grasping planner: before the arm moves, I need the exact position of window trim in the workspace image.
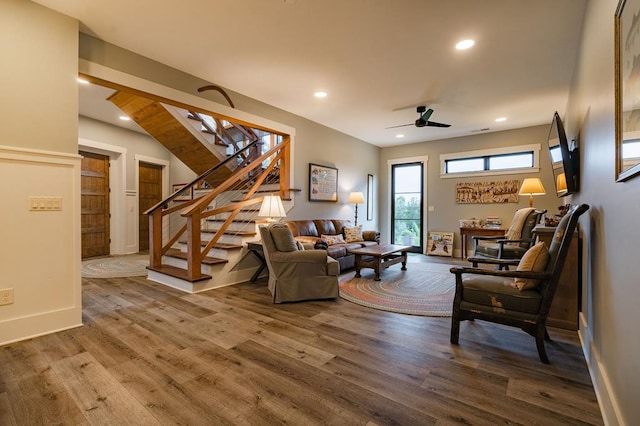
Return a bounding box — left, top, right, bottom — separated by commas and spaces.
440, 143, 541, 179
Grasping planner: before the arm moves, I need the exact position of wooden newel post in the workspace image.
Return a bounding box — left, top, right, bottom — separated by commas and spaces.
149, 210, 163, 269
186, 211, 202, 281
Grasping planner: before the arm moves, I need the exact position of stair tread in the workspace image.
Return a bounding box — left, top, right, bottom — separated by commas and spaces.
165, 249, 228, 265
146, 264, 212, 283
178, 240, 244, 249
201, 229, 256, 236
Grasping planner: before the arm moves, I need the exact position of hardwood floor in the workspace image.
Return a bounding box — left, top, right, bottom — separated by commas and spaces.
0, 255, 602, 425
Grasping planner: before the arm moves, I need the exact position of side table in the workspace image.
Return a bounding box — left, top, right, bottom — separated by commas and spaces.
246, 241, 267, 282
459, 227, 506, 259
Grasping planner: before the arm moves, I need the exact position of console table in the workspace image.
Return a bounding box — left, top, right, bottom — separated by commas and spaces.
459, 227, 506, 259
534, 225, 581, 330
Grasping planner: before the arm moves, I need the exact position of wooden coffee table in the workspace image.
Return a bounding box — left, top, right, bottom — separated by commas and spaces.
349, 244, 411, 281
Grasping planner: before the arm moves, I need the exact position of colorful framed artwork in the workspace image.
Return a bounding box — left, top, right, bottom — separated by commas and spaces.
309, 163, 338, 202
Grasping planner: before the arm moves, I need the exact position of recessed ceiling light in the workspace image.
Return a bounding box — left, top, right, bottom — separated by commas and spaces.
314, 91, 327, 98
119, 116, 131, 121
77, 78, 89, 85
396, 134, 405, 138
455, 39, 475, 50
495, 117, 507, 122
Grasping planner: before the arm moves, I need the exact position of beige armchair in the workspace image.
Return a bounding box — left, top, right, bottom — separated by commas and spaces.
259, 223, 340, 303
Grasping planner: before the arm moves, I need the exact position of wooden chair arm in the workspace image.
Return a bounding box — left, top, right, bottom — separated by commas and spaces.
449, 266, 552, 281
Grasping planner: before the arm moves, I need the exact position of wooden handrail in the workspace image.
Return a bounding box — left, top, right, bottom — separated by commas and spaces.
147, 135, 290, 280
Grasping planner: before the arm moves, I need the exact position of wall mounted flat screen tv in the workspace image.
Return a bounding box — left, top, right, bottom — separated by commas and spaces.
547, 112, 579, 197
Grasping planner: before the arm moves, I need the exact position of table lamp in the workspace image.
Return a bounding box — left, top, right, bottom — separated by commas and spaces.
258, 195, 286, 222
348, 191, 365, 226
519, 178, 546, 207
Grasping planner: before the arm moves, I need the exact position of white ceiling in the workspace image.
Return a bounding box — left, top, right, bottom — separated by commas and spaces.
35, 0, 587, 147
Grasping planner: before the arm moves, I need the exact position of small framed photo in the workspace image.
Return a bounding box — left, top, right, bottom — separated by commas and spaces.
427, 231, 454, 257
172, 183, 192, 201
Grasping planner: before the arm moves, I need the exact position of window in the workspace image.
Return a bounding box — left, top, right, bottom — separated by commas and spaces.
440, 144, 541, 178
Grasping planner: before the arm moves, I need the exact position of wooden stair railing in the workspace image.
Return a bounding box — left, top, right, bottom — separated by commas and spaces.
145, 135, 291, 281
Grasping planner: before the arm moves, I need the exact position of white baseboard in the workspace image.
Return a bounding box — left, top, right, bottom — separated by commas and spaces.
579, 312, 626, 426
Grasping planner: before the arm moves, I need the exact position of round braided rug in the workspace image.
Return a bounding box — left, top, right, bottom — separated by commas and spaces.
81, 255, 149, 278
339, 262, 455, 316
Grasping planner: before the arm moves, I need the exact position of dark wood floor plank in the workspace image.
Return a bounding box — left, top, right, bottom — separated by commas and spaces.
0, 255, 603, 425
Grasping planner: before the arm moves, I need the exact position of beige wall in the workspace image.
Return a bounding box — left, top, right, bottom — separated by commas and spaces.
565, 0, 640, 423
379, 125, 559, 255
0, 1, 81, 343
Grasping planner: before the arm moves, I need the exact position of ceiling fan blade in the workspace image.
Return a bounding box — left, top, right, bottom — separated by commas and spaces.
426, 120, 451, 128
420, 108, 434, 121
385, 123, 413, 129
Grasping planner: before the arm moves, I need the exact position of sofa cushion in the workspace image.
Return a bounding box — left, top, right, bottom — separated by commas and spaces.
462, 275, 542, 314
344, 225, 364, 243
322, 234, 346, 245
294, 235, 319, 245
314, 220, 338, 235
326, 245, 347, 259
513, 241, 549, 290
285, 220, 319, 238
269, 223, 298, 252
332, 219, 352, 235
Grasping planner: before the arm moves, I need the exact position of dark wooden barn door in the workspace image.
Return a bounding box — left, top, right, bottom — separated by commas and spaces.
80, 151, 110, 258
138, 162, 163, 252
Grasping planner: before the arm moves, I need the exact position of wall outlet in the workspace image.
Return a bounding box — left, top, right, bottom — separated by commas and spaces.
0, 288, 14, 305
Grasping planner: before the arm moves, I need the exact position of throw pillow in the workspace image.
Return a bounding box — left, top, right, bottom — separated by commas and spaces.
512, 241, 549, 290
321, 234, 346, 246
344, 225, 364, 243
269, 223, 298, 252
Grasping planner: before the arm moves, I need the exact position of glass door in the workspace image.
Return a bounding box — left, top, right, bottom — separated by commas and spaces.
391, 162, 423, 253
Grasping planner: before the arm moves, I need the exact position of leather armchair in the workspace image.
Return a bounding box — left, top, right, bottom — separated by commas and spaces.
259, 223, 339, 303
449, 204, 589, 363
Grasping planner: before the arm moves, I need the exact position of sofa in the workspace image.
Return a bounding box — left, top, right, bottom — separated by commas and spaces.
284, 219, 380, 271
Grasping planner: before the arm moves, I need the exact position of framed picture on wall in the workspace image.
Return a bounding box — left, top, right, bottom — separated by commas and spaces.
309, 163, 338, 202
367, 174, 374, 220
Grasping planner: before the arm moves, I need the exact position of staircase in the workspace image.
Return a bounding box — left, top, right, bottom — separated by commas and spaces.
107, 89, 293, 292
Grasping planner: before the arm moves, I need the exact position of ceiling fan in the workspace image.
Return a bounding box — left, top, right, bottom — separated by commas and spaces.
386, 105, 451, 129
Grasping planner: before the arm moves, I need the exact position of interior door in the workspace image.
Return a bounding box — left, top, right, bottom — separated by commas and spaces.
391, 162, 423, 253
80, 151, 110, 258
138, 162, 163, 252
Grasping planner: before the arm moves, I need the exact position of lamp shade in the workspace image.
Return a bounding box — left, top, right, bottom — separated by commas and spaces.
519, 178, 546, 207
519, 178, 546, 196
556, 173, 567, 192
348, 191, 365, 204
258, 195, 286, 219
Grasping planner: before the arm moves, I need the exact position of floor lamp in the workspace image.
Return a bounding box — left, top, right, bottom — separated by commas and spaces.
348, 192, 365, 226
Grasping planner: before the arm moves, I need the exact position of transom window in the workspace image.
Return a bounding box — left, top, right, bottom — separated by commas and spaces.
440, 144, 541, 178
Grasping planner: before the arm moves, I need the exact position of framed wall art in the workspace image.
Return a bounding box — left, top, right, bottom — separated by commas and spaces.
309, 163, 338, 202
615, 0, 640, 182
455, 180, 519, 204
367, 174, 374, 220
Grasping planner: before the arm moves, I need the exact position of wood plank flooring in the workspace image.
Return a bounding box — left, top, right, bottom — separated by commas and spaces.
0, 255, 603, 425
